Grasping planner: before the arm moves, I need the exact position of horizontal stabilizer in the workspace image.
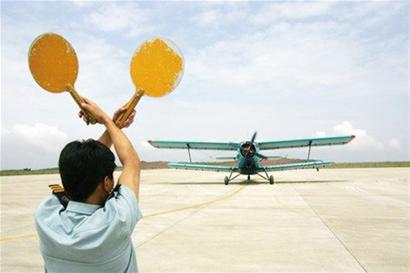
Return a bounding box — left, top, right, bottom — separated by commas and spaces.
215, 156, 237, 160
261, 160, 333, 171
168, 162, 237, 172
264, 156, 284, 160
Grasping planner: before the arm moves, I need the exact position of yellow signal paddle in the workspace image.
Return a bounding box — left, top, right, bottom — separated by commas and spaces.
28, 33, 97, 123
116, 38, 184, 125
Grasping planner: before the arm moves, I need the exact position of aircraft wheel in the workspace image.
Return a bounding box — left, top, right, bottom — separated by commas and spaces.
269, 175, 274, 185
224, 176, 229, 185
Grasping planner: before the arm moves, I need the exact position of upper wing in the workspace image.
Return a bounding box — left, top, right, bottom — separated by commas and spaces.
148, 140, 238, 151
168, 162, 238, 172
260, 160, 333, 171
258, 135, 355, 150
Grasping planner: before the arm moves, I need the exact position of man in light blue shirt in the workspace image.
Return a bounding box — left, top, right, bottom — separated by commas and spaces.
35, 99, 141, 273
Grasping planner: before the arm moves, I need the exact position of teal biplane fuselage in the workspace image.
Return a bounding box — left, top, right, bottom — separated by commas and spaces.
237, 142, 262, 175
148, 132, 355, 185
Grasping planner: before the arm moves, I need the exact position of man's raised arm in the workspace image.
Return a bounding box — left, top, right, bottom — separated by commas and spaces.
79, 105, 136, 148
81, 100, 141, 199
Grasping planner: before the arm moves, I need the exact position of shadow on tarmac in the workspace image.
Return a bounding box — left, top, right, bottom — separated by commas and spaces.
154, 179, 349, 186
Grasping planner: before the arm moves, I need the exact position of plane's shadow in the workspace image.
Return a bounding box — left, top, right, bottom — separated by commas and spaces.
154, 179, 349, 186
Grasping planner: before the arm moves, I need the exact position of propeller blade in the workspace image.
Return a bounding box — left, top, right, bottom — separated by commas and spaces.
250, 131, 257, 144
243, 131, 258, 157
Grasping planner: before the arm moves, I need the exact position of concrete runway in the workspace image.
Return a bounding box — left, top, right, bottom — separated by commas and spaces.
1, 168, 409, 272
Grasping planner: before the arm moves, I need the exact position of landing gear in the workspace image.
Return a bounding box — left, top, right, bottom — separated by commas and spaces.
257, 168, 275, 185
224, 169, 240, 185
247, 175, 251, 181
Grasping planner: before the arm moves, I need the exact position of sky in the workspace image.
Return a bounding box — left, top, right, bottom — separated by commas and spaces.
1, 1, 409, 170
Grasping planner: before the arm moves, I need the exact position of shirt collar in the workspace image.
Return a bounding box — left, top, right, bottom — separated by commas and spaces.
66, 201, 101, 215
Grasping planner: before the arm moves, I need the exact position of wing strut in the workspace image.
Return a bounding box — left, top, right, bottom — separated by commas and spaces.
307, 140, 312, 161
187, 144, 192, 162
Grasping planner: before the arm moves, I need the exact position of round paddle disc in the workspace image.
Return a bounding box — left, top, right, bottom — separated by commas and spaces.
28, 33, 78, 93
130, 37, 184, 97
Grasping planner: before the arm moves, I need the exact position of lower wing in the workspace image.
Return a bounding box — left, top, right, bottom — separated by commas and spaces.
260, 160, 333, 171
168, 162, 238, 172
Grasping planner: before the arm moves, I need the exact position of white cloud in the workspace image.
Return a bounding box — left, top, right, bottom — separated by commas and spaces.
185, 1, 407, 98
70, 0, 98, 8
186, 21, 363, 94
333, 121, 384, 149
84, 3, 154, 37
389, 138, 400, 149
10, 123, 68, 153
71, 34, 130, 103
274, 2, 333, 19
197, 10, 219, 26
315, 121, 384, 150
310, 121, 408, 162
251, 2, 335, 25
196, 8, 247, 27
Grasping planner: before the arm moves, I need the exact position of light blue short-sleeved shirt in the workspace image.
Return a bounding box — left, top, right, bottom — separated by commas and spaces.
35, 185, 142, 273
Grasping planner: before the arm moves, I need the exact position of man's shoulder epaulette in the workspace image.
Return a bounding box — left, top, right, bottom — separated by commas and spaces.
107, 184, 122, 200
48, 184, 121, 209
48, 184, 70, 209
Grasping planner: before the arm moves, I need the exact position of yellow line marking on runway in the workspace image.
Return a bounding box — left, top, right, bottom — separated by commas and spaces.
143, 184, 246, 219
0, 185, 246, 243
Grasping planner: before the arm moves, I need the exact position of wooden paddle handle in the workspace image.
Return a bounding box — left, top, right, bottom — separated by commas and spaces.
66, 84, 98, 124
115, 90, 144, 126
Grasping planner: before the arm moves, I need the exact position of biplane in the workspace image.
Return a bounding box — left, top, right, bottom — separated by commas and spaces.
148, 132, 355, 185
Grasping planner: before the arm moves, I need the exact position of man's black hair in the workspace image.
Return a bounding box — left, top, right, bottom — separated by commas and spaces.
59, 139, 116, 201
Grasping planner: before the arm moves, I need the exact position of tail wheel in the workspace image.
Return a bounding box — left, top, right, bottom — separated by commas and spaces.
224, 176, 229, 185
269, 175, 274, 185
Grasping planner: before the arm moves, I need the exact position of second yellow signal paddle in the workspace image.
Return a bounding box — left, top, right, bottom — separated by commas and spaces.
115, 38, 184, 126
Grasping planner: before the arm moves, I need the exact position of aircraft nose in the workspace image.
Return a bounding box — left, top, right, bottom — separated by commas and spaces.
240, 142, 256, 157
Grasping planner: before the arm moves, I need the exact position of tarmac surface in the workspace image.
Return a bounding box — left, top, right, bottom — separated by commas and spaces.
1, 168, 409, 272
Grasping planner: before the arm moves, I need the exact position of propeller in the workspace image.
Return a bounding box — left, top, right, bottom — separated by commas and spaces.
244, 131, 258, 157
243, 131, 269, 159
